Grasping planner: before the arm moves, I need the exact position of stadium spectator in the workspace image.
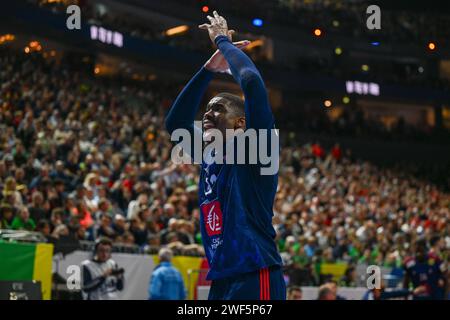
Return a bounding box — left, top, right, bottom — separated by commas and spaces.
0, 205, 14, 229
11, 206, 35, 231
317, 284, 336, 300
0, 45, 448, 296
148, 248, 186, 300
287, 286, 303, 300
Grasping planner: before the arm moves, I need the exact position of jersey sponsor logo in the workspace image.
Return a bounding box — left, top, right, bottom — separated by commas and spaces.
201, 200, 223, 236
204, 173, 217, 196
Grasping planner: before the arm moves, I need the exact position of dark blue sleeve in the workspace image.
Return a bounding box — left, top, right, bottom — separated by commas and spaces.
215, 35, 274, 130
165, 67, 214, 135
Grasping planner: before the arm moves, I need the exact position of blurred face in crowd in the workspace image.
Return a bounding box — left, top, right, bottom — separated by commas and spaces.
101, 215, 112, 227
114, 216, 126, 229
19, 207, 30, 221
56, 160, 64, 172
32, 191, 44, 206
3, 209, 13, 221
164, 204, 176, 217
55, 182, 65, 193
416, 245, 427, 262
77, 226, 86, 240
319, 287, 337, 301
287, 288, 302, 300
0, 161, 6, 176
40, 223, 51, 236
149, 236, 161, 246
124, 233, 135, 244
15, 168, 25, 182
51, 212, 62, 224
138, 193, 148, 205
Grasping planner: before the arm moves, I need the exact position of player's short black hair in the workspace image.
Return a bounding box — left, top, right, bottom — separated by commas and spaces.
215, 92, 245, 117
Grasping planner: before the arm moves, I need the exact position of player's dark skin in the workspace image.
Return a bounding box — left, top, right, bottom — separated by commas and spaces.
200, 10, 248, 146
202, 97, 245, 139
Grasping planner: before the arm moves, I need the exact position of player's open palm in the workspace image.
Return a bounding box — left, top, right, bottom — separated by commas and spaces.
199, 10, 230, 43
200, 11, 250, 74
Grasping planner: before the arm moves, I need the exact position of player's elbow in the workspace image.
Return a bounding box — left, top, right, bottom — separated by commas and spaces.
240, 68, 263, 89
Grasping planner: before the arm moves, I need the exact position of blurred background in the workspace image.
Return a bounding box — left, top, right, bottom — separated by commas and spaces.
0, 0, 448, 300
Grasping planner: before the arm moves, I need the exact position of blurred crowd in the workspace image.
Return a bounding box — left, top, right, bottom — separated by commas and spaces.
28, 0, 450, 90
0, 47, 449, 290
277, 143, 449, 286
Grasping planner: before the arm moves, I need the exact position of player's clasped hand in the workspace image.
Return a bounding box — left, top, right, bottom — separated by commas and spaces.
199, 10, 232, 44
204, 40, 250, 74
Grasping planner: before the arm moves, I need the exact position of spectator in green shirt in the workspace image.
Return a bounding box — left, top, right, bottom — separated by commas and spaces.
11, 207, 36, 231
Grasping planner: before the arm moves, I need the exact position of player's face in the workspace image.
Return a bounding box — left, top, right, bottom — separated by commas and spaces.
203, 97, 244, 141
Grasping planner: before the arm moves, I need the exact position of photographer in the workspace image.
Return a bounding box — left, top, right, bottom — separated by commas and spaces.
81, 238, 124, 300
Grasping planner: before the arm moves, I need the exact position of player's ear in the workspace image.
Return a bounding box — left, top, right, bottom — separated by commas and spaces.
234, 117, 246, 130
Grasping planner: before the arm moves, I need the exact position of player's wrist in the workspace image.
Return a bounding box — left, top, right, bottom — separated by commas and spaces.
214, 34, 230, 46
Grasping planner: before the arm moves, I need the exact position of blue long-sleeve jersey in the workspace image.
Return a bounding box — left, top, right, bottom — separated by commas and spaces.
165, 35, 282, 280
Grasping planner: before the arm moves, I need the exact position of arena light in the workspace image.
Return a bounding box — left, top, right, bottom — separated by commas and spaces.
94, 67, 100, 74
334, 47, 342, 55
202, 6, 209, 13
165, 25, 189, 36
245, 39, 263, 50
418, 66, 424, 73
332, 20, 339, 27
361, 64, 369, 72
252, 18, 263, 27
324, 100, 332, 108
346, 80, 380, 96
0, 34, 15, 45
371, 41, 380, 46
428, 42, 436, 51
24, 46, 30, 54
313, 28, 322, 37
342, 96, 350, 104
90, 25, 124, 47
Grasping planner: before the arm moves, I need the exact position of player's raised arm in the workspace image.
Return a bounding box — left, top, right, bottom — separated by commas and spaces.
199, 11, 274, 130
164, 66, 214, 136
165, 37, 250, 136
